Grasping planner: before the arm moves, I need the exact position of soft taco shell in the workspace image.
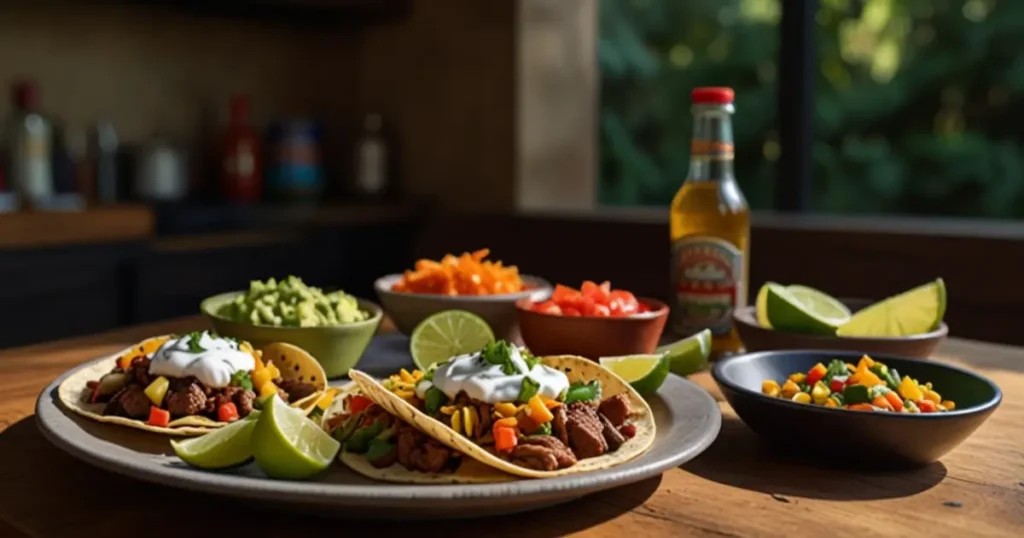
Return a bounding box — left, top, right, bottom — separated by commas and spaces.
259, 342, 328, 409
58, 339, 327, 436
348, 355, 656, 479
323, 383, 514, 484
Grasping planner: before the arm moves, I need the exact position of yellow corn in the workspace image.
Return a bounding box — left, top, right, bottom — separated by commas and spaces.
440, 405, 458, 415
788, 372, 806, 384
463, 406, 479, 438
412, 370, 424, 381
761, 380, 781, 397
315, 389, 338, 411
941, 400, 956, 411
923, 390, 941, 404
791, 392, 812, 404
810, 381, 831, 405
846, 363, 856, 372
494, 402, 518, 417
399, 369, 416, 383
824, 397, 839, 408
494, 417, 518, 429
260, 381, 279, 399
394, 389, 415, 400
451, 409, 463, 436
781, 380, 801, 399
252, 368, 273, 392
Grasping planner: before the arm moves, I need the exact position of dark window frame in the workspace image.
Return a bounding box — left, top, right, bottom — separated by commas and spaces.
776, 0, 817, 212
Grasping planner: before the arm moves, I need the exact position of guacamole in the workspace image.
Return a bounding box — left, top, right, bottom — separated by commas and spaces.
220, 276, 369, 327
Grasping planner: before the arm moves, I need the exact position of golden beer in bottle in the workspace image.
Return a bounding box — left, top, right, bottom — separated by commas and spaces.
669, 87, 750, 357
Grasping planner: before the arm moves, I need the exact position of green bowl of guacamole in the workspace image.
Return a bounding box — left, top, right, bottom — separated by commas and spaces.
200, 277, 382, 378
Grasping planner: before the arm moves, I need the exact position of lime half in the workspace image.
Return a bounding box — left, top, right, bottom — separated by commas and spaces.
755, 283, 775, 328
656, 329, 711, 376
837, 278, 946, 337
252, 396, 340, 480
599, 354, 670, 396
170, 411, 260, 470
766, 283, 850, 335
410, 310, 495, 371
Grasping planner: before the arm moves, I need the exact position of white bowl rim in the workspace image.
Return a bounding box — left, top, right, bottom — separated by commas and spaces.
374, 273, 553, 301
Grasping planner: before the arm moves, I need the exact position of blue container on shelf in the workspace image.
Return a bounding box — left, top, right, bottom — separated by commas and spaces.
266, 119, 324, 202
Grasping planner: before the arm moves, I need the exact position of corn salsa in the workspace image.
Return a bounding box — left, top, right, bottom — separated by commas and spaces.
761, 355, 956, 413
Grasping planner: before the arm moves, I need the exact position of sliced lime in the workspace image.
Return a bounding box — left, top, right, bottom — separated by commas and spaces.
410, 310, 495, 371
170, 410, 260, 470
837, 278, 946, 337
755, 283, 774, 328
251, 396, 340, 480
599, 354, 670, 396
766, 283, 850, 335
656, 329, 711, 376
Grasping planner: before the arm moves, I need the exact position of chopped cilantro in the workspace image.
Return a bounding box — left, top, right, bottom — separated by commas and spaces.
481, 340, 520, 375
536, 422, 552, 436
518, 376, 540, 402
522, 347, 540, 370
230, 370, 253, 391
184, 331, 206, 353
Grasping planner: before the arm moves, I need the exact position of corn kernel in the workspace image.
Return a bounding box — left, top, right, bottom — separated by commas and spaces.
940, 400, 956, 411
399, 369, 416, 383
451, 409, 463, 435
781, 380, 801, 399
810, 381, 831, 404
791, 392, 812, 404
788, 373, 806, 384
762, 380, 781, 397
846, 363, 856, 372
440, 405, 458, 415
494, 402, 518, 417
824, 398, 839, 408
412, 370, 424, 380
924, 390, 941, 404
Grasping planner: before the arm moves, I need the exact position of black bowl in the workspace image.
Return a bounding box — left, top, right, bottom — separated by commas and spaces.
712, 350, 1002, 468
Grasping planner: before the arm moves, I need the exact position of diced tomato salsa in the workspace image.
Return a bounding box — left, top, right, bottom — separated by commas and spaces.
530, 281, 650, 318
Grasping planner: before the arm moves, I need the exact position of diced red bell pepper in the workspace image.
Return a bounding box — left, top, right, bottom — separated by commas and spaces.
806, 363, 827, 386
349, 395, 374, 414
829, 378, 845, 393
217, 402, 240, 422
494, 426, 518, 452
918, 399, 937, 413
147, 407, 170, 428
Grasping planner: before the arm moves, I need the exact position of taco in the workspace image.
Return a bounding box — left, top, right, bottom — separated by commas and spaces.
348, 341, 656, 479
58, 332, 327, 436
321, 382, 513, 484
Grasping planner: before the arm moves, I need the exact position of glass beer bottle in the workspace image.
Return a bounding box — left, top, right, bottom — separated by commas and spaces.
669, 87, 750, 358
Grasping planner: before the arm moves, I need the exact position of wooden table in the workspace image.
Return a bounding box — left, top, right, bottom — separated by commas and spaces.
1, 318, 1022, 537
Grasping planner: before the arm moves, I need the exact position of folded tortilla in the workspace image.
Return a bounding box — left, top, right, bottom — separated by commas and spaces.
348, 355, 656, 479
58, 338, 326, 436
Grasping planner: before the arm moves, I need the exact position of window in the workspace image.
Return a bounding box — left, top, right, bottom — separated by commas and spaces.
598, 0, 782, 209
814, 0, 1024, 218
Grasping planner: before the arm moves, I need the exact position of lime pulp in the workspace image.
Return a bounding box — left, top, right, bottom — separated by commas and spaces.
656, 329, 712, 376
409, 310, 495, 371
599, 354, 670, 396
837, 278, 946, 337
765, 283, 850, 335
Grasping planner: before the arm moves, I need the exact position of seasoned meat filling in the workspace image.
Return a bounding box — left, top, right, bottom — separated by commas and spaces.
552, 405, 569, 446
509, 435, 577, 471
565, 402, 608, 459
165, 382, 207, 417
278, 379, 318, 403
598, 393, 632, 427
127, 357, 153, 387
599, 413, 626, 451
115, 385, 151, 418
397, 424, 452, 473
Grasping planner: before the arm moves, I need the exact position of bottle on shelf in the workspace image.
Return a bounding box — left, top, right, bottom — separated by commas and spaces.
220, 94, 262, 203
353, 112, 390, 199
3, 80, 54, 207
669, 87, 751, 359
90, 119, 119, 204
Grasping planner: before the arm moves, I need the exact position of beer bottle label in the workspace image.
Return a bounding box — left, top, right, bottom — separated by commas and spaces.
670, 236, 743, 336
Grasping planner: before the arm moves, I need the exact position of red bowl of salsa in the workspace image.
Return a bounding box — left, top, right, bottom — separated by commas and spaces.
516, 281, 669, 359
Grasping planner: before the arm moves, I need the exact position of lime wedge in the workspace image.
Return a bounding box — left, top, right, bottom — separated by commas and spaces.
170, 411, 260, 470
755, 283, 774, 328
656, 329, 711, 376
837, 279, 946, 337
766, 283, 851, 335
410, 310, 495, 371
599, 354, 670, 396
252, 396, 340, 480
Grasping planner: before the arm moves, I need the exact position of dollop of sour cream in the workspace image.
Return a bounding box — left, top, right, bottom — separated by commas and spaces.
148, 331, 255, 389
418, 347, 570, 404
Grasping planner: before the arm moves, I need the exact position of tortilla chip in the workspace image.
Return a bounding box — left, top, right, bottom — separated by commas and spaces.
348, 355, 656, 479
58, 338, 327, 436
322, 383, 514, 484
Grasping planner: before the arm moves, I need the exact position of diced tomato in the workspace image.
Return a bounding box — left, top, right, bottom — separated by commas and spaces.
562, 307, 582, 317
147, 407, 170, 428
581, 280, 611, 303
806, 363, 827, 386
217, 402, 240, 422
829, 378, 845, 393
593, 304, 611, 317
494, 426, 518, 452
918, 399, 937, 413
609, 290, 639, 315
349, 395, 374, 414
552, 284, 581, 304
532, 300, 562, 316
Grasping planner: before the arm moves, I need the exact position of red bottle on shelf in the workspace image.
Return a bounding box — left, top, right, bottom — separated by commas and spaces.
220, 94, 262, 202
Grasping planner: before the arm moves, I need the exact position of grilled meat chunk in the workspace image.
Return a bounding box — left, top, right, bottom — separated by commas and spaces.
598, 393, 632, 427
552, 405, 569, 446
165, 382, 207, 417
565, 402, 608, 459
115, 385, 152, 418
278, 379, 318, 403
511, 435, 577, 470
599, 413, 626, 451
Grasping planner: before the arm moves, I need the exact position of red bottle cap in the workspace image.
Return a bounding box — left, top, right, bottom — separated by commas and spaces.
12, 80, 38, 109
229, 94, 251, 124
691, 87, 734, 104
